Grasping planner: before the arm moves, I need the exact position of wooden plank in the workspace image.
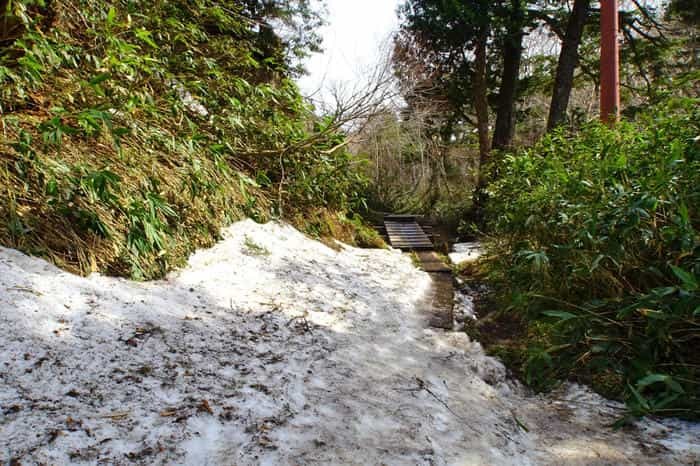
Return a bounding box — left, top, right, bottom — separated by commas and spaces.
384, 220, 433, 250
416, 251, 451, 273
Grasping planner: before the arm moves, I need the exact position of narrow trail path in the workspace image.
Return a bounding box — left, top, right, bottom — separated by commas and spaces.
1, 220, 698, 465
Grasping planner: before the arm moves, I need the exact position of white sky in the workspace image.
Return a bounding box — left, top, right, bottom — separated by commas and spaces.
297, 0, 401, 107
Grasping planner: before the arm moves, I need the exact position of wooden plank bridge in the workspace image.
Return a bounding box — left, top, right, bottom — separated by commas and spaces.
383, 215, 434, 251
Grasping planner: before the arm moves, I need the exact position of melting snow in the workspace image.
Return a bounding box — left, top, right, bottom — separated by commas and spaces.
449, 242, 483, 265
0, 220, 698, 465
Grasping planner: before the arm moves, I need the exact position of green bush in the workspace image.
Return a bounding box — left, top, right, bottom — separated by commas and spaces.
0, 0, 368, 279
484, 96, 700, 420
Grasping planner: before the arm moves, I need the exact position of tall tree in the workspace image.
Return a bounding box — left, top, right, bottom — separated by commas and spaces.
472, 24, 492, 162
667, 0, 700, 25
396, 0, 537, 171
546, 0, 591, 130
240, 0, 326, 73
396, 0, 493, 164
492, 0, 527, 149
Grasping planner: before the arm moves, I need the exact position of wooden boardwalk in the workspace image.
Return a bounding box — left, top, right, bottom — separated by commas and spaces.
415, 251, 451, 273
383, 215, 433, 250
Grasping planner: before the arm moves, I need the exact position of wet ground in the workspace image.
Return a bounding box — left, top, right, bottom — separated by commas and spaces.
418, 270, 455, 329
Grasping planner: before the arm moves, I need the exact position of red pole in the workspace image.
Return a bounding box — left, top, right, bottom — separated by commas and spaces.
600, 0, 620, 124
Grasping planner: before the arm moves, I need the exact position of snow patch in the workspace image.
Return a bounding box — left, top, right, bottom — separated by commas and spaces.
1, 220, 698, 465
449, 241, 483, 265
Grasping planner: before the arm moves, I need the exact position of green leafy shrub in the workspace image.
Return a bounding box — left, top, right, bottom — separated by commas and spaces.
290, 208, 386, 250
484, 96, 700, 420
0, 0, 369, 279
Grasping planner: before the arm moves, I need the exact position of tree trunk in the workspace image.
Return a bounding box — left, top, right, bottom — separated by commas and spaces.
546, 0, 591, 130
493, 1, 525, 150
473, 32, 491, 173
471, 31, 491, 223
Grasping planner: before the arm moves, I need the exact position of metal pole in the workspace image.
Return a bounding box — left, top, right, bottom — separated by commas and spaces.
600, 0, 620, 124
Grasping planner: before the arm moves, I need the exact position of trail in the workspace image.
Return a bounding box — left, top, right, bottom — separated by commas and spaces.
1, 220, 698, 465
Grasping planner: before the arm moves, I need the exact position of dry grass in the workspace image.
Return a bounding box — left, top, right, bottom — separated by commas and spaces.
0, 115, 269, 277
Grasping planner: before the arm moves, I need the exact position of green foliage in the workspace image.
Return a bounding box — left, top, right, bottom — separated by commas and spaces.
356, 111, 476, 226
0, 0, 367, 279
243, 234, 270, 256
289, 208, 385, 250
394, 0, 499, 130
484, 96, 700, 420
667, 0, 700, 25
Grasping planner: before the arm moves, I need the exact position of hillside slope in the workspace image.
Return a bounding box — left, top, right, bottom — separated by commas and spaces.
0, 0, 368, 279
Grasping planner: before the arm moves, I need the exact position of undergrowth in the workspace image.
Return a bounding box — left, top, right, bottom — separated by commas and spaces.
0, 0, 369, 279
484, 95, 700, 421
289, 208, 386, 250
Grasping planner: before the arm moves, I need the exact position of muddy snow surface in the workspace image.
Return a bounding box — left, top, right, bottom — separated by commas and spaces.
1, 220, 699, 465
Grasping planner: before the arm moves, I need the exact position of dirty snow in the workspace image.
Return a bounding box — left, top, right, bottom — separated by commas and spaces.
1, 220, 698, 465
453, 282, 486, 326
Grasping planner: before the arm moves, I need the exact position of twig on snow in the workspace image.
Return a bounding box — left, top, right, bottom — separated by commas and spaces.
412, 376, 479, 433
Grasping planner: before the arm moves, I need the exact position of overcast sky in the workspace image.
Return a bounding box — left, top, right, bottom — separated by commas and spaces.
297, 0, 401, 107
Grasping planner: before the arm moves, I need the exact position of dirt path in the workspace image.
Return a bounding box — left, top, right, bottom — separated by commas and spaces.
1, 220, 698, 465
